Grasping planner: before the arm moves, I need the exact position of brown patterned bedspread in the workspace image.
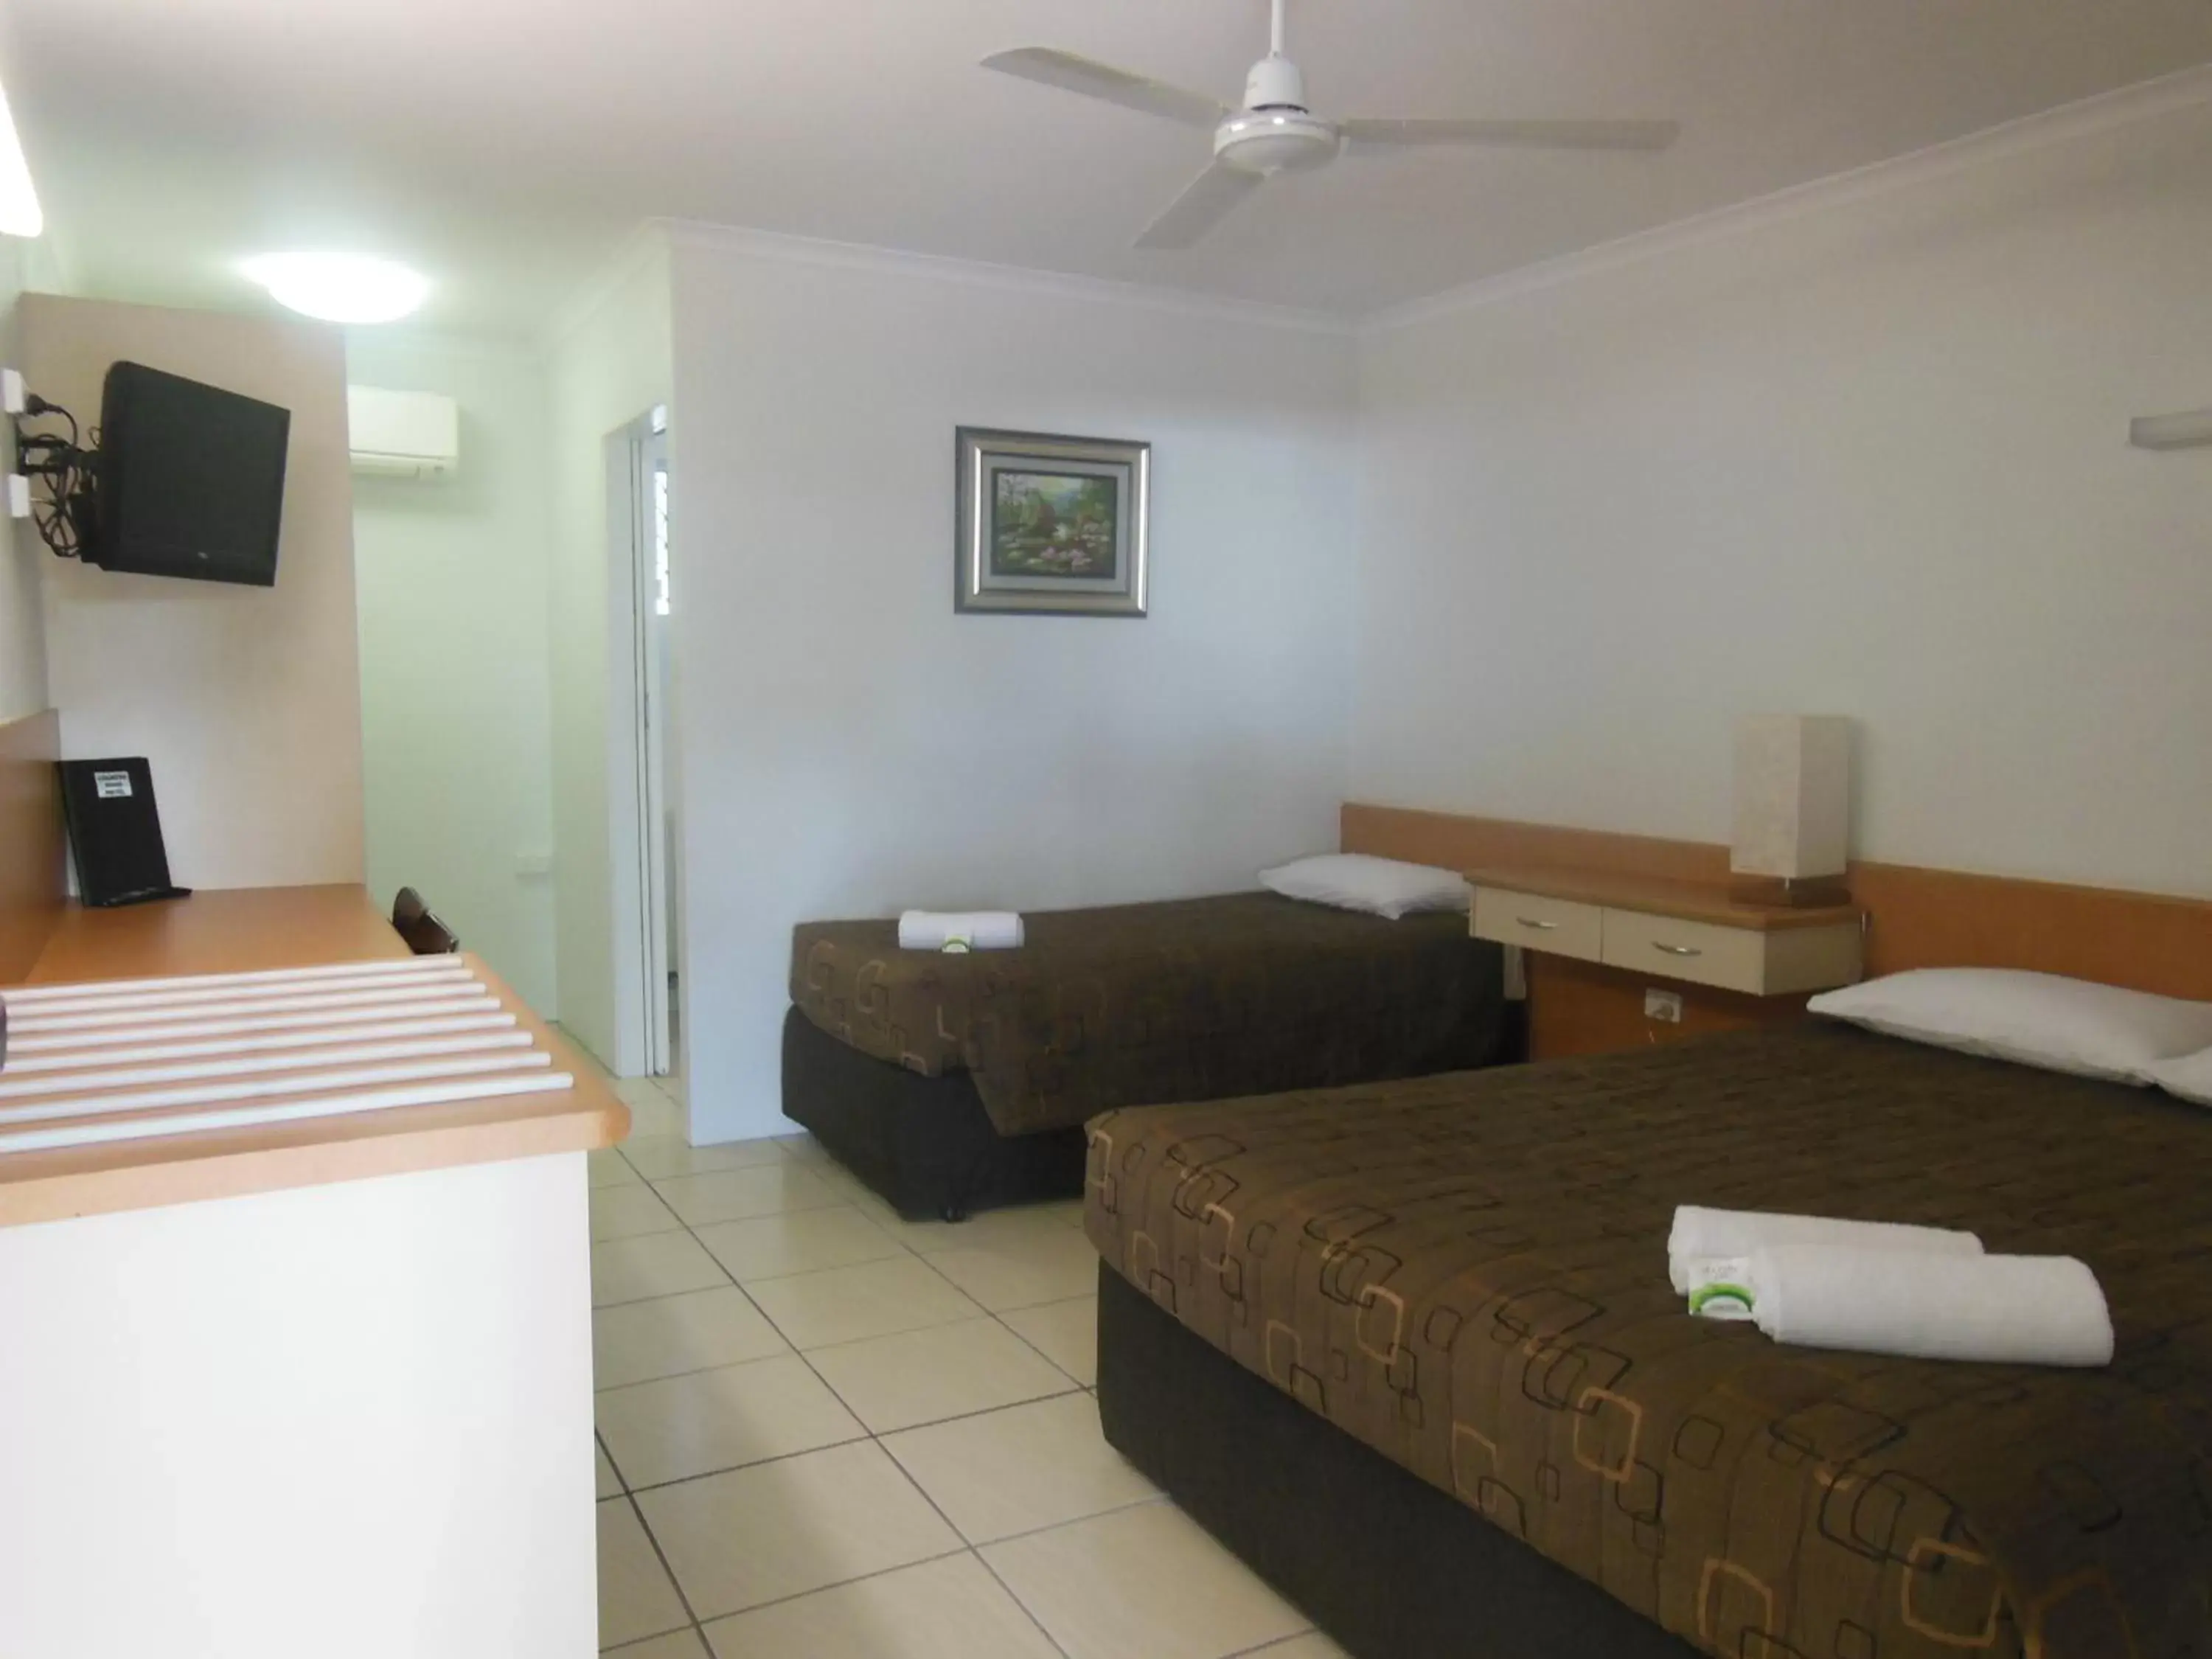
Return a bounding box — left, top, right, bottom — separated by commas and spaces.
790, 894, 1501, 1136
1085, 1023, 2212, 1659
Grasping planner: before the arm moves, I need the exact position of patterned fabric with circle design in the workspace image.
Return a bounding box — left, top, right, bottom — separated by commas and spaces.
1085, 1023, 2212, 1659
790, 893, 1502, 1135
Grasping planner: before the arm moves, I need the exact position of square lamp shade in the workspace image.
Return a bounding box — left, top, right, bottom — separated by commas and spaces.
1731, 716, 1851, 886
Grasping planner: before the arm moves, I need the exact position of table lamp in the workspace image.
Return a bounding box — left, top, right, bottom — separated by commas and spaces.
1731, 715, 1852, 907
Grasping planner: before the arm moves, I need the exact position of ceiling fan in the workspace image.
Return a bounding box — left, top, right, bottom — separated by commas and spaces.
982, 0, 1680, 251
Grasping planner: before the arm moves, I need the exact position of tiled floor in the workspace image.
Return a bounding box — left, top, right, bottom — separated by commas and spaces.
590, 1076, 1346, 1659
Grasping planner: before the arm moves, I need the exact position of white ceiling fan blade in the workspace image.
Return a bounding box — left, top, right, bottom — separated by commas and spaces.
983, 48, 1229, 131
1134, 162, 1265, 251
1338, 117, 1680, 153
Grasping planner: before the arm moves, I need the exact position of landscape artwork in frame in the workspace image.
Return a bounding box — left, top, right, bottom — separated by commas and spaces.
956, 427, 1150, 616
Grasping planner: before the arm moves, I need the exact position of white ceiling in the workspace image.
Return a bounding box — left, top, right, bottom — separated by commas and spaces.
4, 0, 2210, 338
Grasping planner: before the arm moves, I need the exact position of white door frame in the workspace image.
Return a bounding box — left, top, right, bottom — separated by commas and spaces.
608, 407, 677, 1080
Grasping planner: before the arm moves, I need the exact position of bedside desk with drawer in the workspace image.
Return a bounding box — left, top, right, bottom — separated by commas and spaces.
1468, 866, 1863, 1059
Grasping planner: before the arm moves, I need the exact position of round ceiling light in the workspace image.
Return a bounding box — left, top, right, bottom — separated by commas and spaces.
241, 252, 429, 324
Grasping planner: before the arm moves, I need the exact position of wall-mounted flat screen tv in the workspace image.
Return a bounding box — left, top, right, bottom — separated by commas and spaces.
92, 361, 291, 587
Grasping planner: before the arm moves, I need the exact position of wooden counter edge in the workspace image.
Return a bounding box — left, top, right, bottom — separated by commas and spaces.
0, 953, 630, 1229
1464, 865, 1863, 932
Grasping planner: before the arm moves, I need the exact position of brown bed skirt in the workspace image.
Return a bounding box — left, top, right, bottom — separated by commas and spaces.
1085, 1024, 2212, 1659
792, 892, 1503, 1135
1097, 1260, 1697, 1659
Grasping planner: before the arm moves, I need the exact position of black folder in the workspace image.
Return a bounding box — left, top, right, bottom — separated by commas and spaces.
57, 757, 192, 908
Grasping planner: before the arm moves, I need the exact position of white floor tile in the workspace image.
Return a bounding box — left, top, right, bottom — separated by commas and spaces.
700, 1552, 1060, 1659
860, 1200, 1079, 1256
653, 1164, 844, 1225
592, 1231, 729, 1308
883, 1392, 1157, 1545
591, 1147, 645, 1189
745, 1256, 985, 1350
597, 1439, 625, 1498
1237, 1633, 1352, 1658
618, 1080, 689, 1138
692, 1205, 903, 1283
928, 1224, 1101, 1312
597, 1497, 690, 1649
1000, 1295, 1098, 1387
638, 1440, 961, 1621
594, 1285, 790, 1390
608, 1631, 712, 1658
592, 1183, 686, 1242
808, 1316, 1076, 1434
983, 1503, 1308, 1659
624, 1133, 787, 1180
597, 1354, 866, 1488
772, 1132, 832, 1165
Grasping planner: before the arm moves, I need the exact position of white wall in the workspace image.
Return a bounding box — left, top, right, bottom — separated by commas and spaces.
24, 295, 364, 887
548, 234, 671, 1071
667, 232, 1358, 1141
0, 243, 46, 721
1352, 91, 2212, 899
347, 332, 559, 1015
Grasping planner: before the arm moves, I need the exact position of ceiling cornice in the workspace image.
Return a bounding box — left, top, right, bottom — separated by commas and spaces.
657, 218, 1356, 338
546, 220, 671, 349
1361, 61, 2212, 336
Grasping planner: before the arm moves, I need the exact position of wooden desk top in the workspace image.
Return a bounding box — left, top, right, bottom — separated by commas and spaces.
1465, 865, 1863, 933
27, 884, 414, 984
0, 886, 626, 1228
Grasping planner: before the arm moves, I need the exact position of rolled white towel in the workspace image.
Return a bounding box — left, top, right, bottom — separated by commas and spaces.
897, 910, 1024, 953
1668, 1204, 1982, 1295
1745, 1245, 2113, 1368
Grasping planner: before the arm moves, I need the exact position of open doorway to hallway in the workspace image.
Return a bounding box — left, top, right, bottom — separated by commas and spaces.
622, 405, 678, 1081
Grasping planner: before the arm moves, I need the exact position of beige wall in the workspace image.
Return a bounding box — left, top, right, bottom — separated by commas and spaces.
0, 244, 46, 721
24, 294, 364, 888
1352, 91, 2212, 900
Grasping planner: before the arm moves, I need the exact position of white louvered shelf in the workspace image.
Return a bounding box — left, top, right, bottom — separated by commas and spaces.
0, 959, 572, 1158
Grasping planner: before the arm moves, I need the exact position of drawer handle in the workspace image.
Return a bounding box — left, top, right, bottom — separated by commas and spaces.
1652, 942, 1703, 958
1515, 917, 1560, 931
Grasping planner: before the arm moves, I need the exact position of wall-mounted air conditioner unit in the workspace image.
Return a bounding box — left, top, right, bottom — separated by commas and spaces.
347, 386, 459, 479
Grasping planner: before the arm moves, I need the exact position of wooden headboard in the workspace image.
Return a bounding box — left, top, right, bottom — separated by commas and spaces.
1344, 802, 2212, 1004
0, 709, 66, 982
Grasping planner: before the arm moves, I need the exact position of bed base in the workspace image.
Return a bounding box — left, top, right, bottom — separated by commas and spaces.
1095, 1262, 1697, 1659
780, 1005, 1084, 1220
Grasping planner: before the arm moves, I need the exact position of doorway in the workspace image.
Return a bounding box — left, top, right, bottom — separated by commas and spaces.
622, 406, 678, 1079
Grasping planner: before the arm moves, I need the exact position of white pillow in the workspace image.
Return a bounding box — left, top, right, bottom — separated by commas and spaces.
1807, 968, 2212, 1083
1259, 853, 1470, 920
2143, 1048, 2212, 1107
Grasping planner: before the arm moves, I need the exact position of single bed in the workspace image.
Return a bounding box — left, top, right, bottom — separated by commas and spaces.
1086, 1022, 2212, 1659
786, 891, 1508, 1218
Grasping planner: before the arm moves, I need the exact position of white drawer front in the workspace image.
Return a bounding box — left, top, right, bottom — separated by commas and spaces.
1473, 888, 1604, 964
1599, 908, 1769, 994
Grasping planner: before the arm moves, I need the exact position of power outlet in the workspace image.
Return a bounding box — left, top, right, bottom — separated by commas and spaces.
1644, 988, 1684, 1024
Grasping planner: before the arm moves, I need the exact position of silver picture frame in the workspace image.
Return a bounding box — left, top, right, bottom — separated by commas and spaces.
955, 427, 1151, 617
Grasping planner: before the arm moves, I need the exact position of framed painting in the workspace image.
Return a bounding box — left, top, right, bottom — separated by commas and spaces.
955, 427, 1151, 617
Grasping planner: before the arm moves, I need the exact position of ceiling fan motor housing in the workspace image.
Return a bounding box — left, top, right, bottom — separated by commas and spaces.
1218, 54, 1338, 173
